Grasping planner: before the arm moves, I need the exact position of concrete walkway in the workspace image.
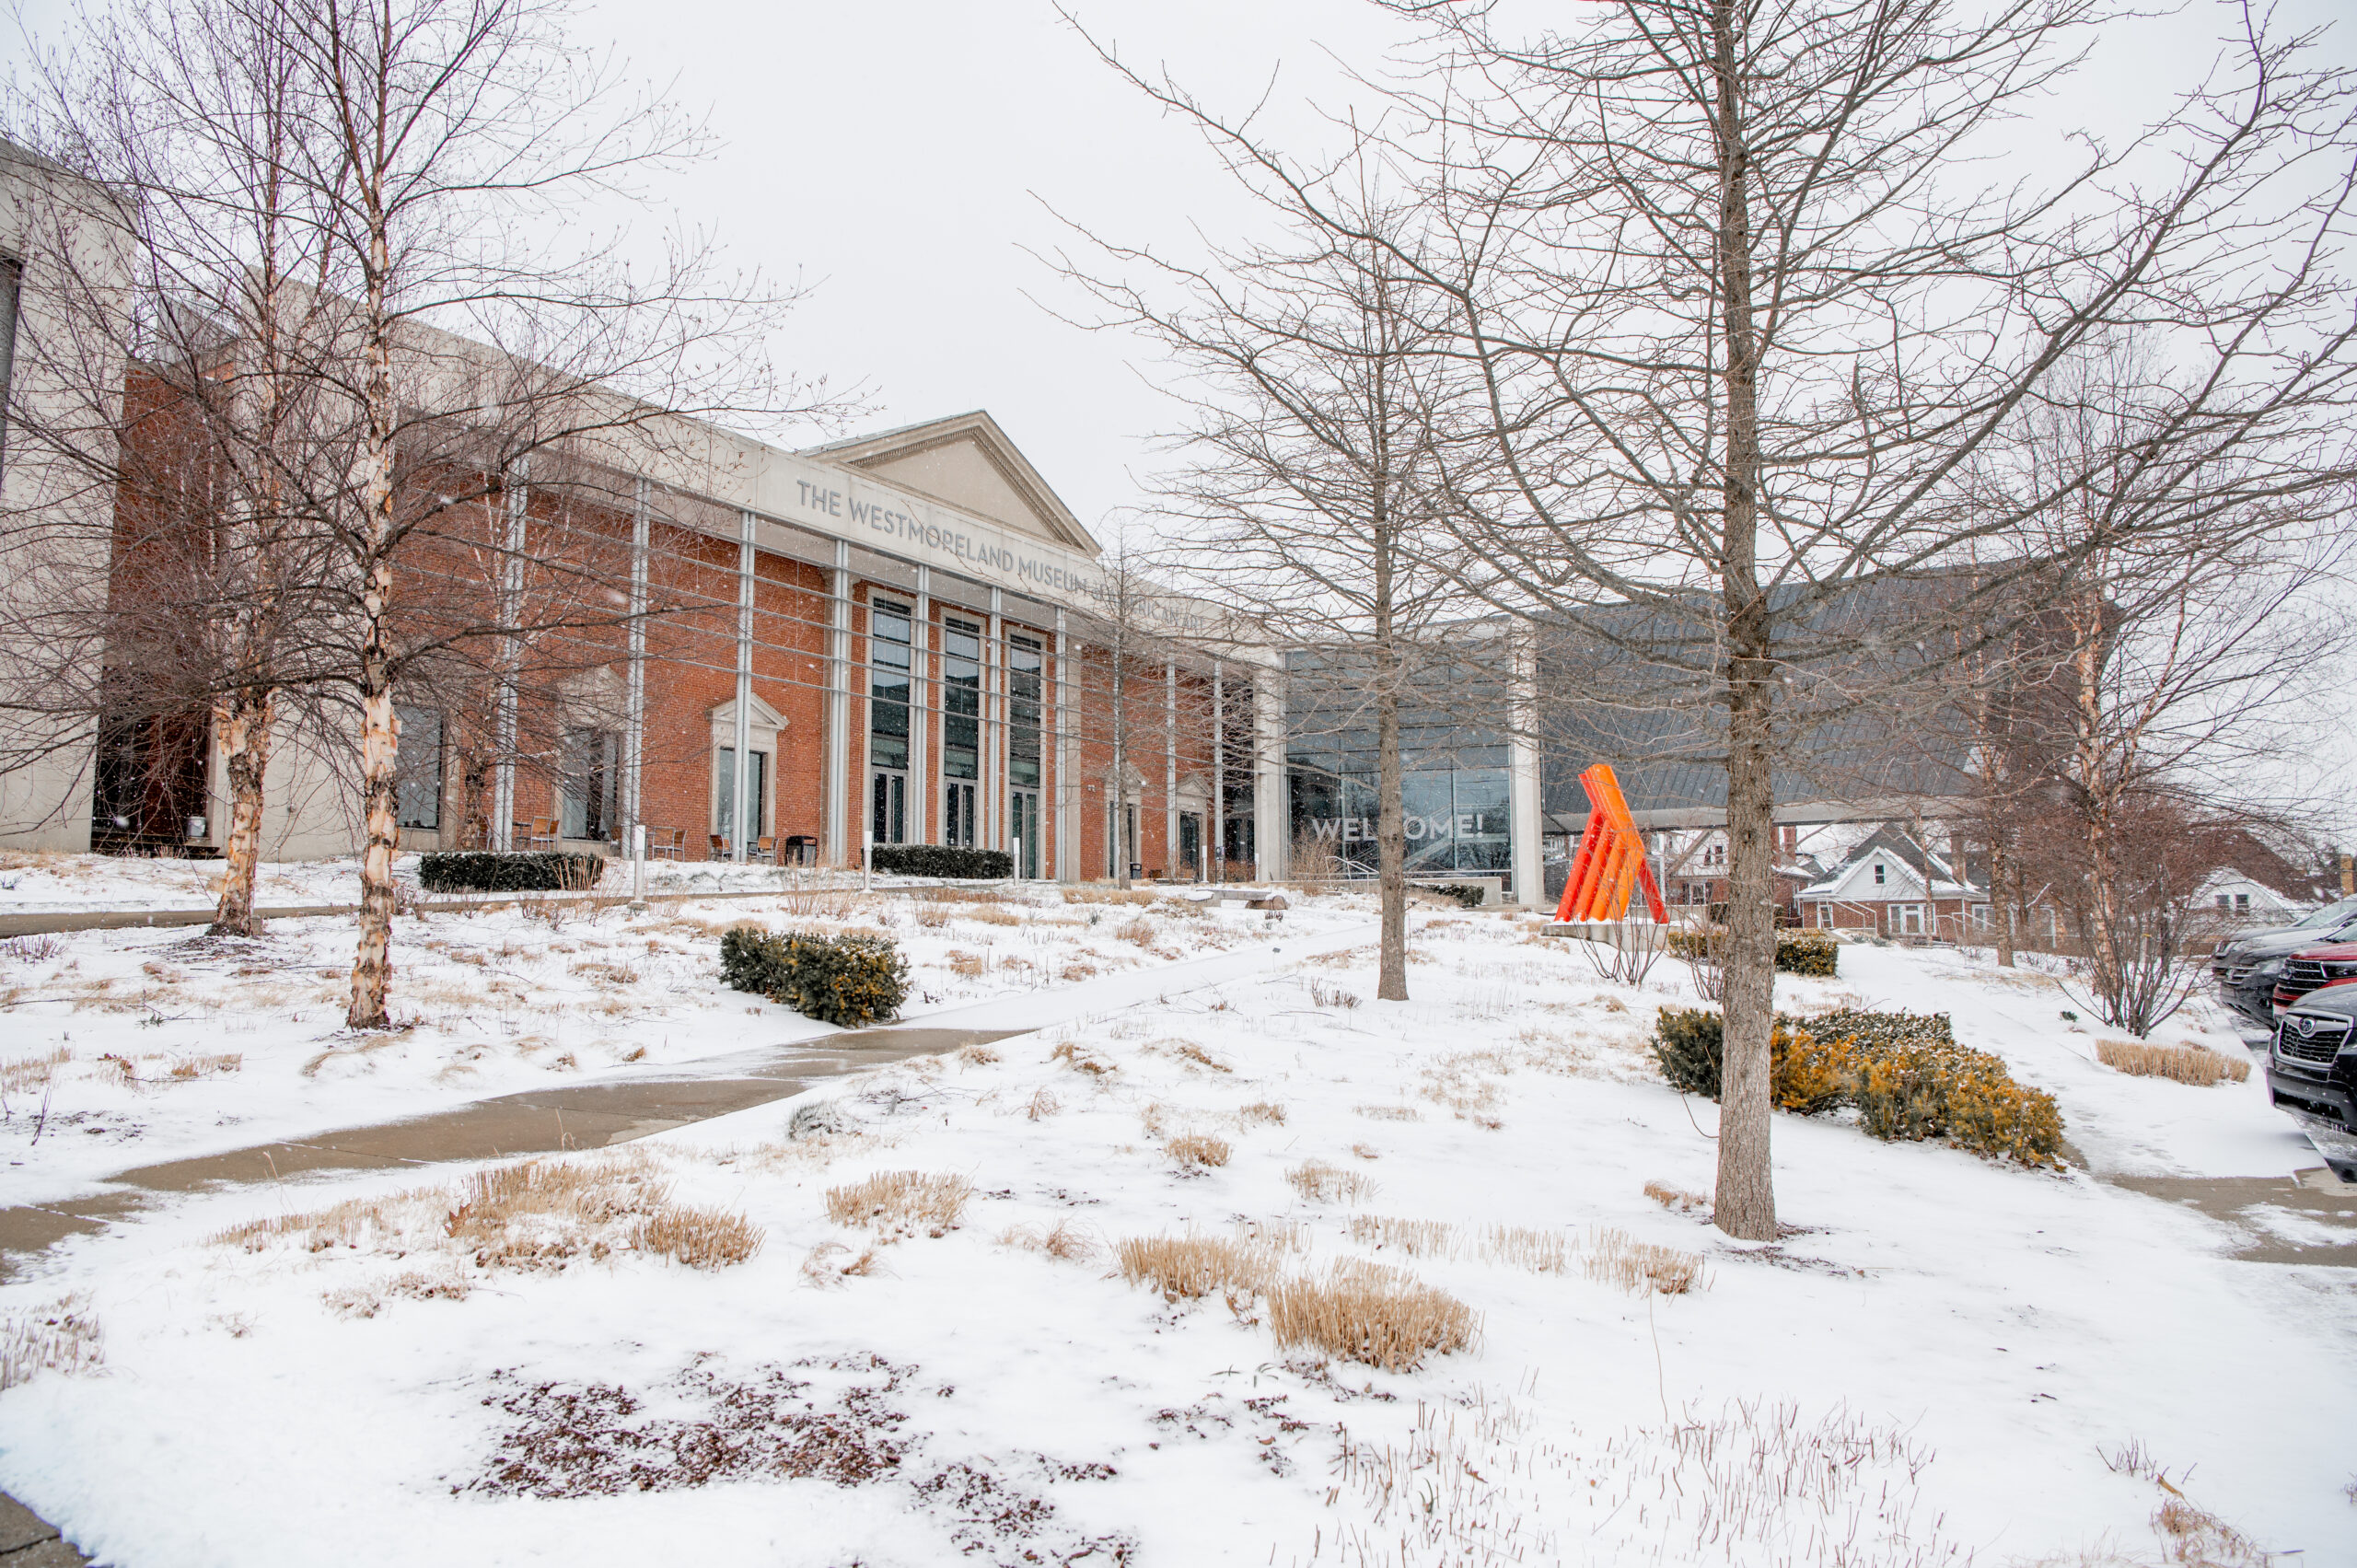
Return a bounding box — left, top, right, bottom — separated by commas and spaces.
0, 919, 1377, 1276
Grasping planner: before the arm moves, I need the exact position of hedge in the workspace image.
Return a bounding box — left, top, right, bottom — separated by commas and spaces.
720, 926, 911, 1028
1650, 1006, 2061, 1167
1665, 927, 1840, 977
1415, 882, 1488, 911
418, 851, 607, 894
868, 844, 1013, 880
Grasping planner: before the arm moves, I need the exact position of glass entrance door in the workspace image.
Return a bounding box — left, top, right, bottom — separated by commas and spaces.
1010, 789, 1039, 877
945, 781, 977, 848
1178, 812, 1202, 880
870, 769, 906, 847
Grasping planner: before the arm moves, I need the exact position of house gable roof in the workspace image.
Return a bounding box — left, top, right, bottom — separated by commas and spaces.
805, 411, 1098, 555
1798, 822, 1980, 900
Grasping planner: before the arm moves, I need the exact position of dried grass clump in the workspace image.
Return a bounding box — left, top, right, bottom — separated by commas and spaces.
913, 903, 954, 929
1239, 1101, 1287, 1126
631, 1204, 764, 1269
799, 1239, 882, 1288
1165, 1040, 1232, 1073
1024, 1087, 1062, 1120
1114, 916, 1157, 947
1063, 886, 1156, 908
1643, 1180, 1710, 1214
0, 934, 64, 963
1355, 1104, 1421, 1121
1585, 1226, 1705, 1295
1167, 1133, 1232, 1171
1288, 1160, 1376, 1204
1479, 1225, 1572, 1275
1349, 1214, 1454, 1258
2096, 1038, 2252, 1086
1116, 1232, 1282, 1304
211, 1151, 756, 1275
946, 950, 987, 978
963, 903, 1022, 928
166, 1051, 244, 1079
1050, 1041, 1115, 1076
997, 1221, 1096, 1263
1266, 1262, 1478, 1372
825, 1170, 972, 1241
955, 1042, 1002, 1067
0, 1045, 69, 1094
1, 1296, 102, 1391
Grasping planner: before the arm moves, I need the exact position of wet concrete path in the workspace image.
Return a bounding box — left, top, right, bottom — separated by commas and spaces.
2107, 1165, 2357, 1267
0, 1025, 1016, 1280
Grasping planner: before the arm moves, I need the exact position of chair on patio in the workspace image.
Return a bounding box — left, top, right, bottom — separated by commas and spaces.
708, 832, 728, 860
784, 834, 818, 867
649, 827, 686, 862
753, 835, 778, 865
523, 816, 559, 851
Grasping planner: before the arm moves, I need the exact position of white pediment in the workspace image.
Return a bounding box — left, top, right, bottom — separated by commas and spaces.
807, 412, 1098, 554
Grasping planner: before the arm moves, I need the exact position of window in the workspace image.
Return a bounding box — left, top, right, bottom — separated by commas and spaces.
1703, 842, 1724, 867
2215, 893, 2230, 910
1816, 902, 1831, 929
869, 599, 911, 772
716, 746, 768, 842
395, 705, 443, 830
943, 618, 981, 782
0, 256, 22, 481
1873, 863, 1887, 886
1008, 634, 1042, 789
2235, 891, 2250, 912
562, 727, 619, 840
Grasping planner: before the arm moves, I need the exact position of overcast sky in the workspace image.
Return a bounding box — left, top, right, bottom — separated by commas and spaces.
4, 0, 2351, 833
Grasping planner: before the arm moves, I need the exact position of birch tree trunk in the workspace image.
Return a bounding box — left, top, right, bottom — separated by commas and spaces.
347, 206, 401, 1030
210, 687, 275, 935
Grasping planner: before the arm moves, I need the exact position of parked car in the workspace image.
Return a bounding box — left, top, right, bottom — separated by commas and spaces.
2212, 893, 2357, 1026
2270, 940, 2357, 1017
2268, 981, 2357, 1135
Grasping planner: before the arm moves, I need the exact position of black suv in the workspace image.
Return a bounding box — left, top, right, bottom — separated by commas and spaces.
2269, 982, 2357, 1144
2212, 893, 2357, 1027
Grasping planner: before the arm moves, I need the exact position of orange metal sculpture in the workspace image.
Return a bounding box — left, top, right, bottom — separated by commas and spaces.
1552, 764, 1668, 923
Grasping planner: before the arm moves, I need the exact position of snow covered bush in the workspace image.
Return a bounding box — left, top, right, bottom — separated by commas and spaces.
719, 927, 911, 1027
1649, 1007, 2064, 1166
417, 851, 607, 894
1665, 928, 1838, 976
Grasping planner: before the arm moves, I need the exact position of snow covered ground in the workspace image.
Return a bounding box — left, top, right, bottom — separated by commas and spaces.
1, 869, 1363, 1207
2, 912, 2351, 1566
0, 846, 986, 914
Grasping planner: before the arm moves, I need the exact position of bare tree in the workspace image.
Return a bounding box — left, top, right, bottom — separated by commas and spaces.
1050, 188, 1493, 998
1074, 0, 2357, 1240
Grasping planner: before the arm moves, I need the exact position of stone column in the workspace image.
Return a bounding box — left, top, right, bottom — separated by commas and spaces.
823, 540, 851, 865
1053, 609, 1074, 882
491, 461, 528, 851
1254, 668, 1286, 881
731, 508, 754, 863
1164, 660, 1178, 878
911, 567, 930, 843
1508, 628, 1543, 908
623, 477, 649, 839
987, 587, 1004, 851
1211, 661, 1225, 883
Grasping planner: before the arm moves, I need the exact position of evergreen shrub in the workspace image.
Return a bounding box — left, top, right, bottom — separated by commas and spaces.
868, 844, 1013, 879
1648, 1006, 2061, 1166
1416, 882, 1488, 911
417, 851, 606, 894
1664, 928, 1840, 976
720, 927, 911, 1028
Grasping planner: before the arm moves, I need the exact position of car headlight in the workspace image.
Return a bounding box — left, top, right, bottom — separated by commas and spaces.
2253, 958, 2286, 980
2328, 962, 2357, 979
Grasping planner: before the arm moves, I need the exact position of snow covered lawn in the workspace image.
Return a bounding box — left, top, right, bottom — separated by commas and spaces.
0, 847, 923, 914
0, 874, 1362, 1206
2, 918, 2350, 1565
